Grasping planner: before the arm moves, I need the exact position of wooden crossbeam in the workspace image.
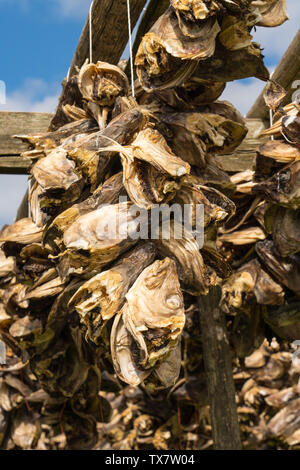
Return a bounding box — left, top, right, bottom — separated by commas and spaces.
0, 112, 52, 174
248, 29, 300, 120
0, 112, 52, 156
69, 0, 147, 78
215, 118, 267, 172
0, 112, 265, 174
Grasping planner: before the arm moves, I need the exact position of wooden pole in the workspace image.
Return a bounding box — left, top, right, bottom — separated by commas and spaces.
69, 0, 147, 78
198, 286, 242, 450
247, 29, 300, 120
15, 189, 29, 221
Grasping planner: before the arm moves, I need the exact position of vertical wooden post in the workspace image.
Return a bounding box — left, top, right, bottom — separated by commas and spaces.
198, 285, 242, 450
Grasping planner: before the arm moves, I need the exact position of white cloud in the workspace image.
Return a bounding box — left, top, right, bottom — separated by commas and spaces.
0, 175, 28, 226
0, 78, 60, 113
253, 0, 300, 60
0, 79, 59, 226
221, 79, 267, 117
221, 0, 300, 117
0, 0, 90, 18
50, 0, 90, 19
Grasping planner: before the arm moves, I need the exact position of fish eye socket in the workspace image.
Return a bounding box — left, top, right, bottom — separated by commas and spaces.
166, 295, 181, 309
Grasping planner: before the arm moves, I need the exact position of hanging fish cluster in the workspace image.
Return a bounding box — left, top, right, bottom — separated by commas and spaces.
95, 338, 300, 451
0, 0, 288, 449
219, 90, 300, 358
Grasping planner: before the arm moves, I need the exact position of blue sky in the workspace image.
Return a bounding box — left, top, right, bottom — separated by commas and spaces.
0, 0, 299, 226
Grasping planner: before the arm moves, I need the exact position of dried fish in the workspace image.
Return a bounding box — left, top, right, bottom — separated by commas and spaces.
43, 172, 124, 253
136, 8, 219, 91
256, 0, 289, 28
281, 115, 300, 145
263, 80, 287, 111
256, 240, 300, 296
111, 258, 185, 386
65, 109, 145, 190
69, 243, 156, 343
219, 226, 266, 245
264, 205, 300, 257
120, 128, 190, 209
159, 110, 247, 167
58, 202, 141, 280
221, 258, 284, 315
253, 161, 300, 210
32, 148, 84, 214
258, 140, 300, 163
0, 0, 290, 450
155, 220, 210, 295
78, 61, 129, 107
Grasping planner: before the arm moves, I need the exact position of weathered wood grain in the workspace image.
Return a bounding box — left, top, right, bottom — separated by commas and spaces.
0, 156, 32, 175
248, 29, 300, 120
15, 189, 29, 221
69, 0, 147, 78
0, 114, 266, 174
0, 112, 52, 155
198, 286, 242, 450
216, 118, 267, 172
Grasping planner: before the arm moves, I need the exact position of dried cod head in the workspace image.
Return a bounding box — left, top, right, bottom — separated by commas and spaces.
111, 258, 185, 386
158, 110, 247, 167
129, 128, 191, 178
256, 240, 300, 297
58, 202, 141, 280
78, 61, 129, 107
65, 109, 145, 190
258, 140, 300, 163
120, 128, 190, 209
192, 42, 269, 82
264, 205, 300, 257
170, 0, 220, 22
15, 119, 97, 154
152, 79, 226, 111
255, 0, 289, 28
219, 14, 256, 51
68, 243, 156, 344
219, 226, 266, 245
263, 80, 287, 111
32, 148, 84, 215
221, 258, 284, 315
154, 220, 210, 295
122, 159, 180, 210
43, 172, 124, 253
175, 175, 231, 228
281, 115, 300, 146
135, 8, 220, 91
0, 218, 43, 259
252, 161, 300, 210
17, 243, 53, 284
110, 313, 150, 387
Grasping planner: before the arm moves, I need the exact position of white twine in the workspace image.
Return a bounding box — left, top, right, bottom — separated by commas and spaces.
89, 0, 94, 63
28, 179, 31, 218
269, 108, 274, 141
66, 67, 71, 82
127, 0, 135, 99
88, 0, 135, 97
